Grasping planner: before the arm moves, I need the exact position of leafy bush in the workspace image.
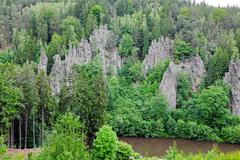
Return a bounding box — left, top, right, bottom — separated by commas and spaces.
118, 33, 136, 57
176, 72, 192, 108
92, 125, 118, 160
145, 60, 170, 84
204, 48, 230, 86
173, 39, 194, 61
116, 141, 140, 160
221, 125, 240, 144
187, 85, 230, 129
35, 112, 89, 160
0, 49, 15, 63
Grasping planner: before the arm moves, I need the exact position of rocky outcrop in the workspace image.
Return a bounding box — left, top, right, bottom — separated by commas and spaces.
142, 37, 172, 75
64, 39, 92, 75
49, 26, 122, 95
38, 49, 48, 73
49, 55, 64, 95
179, 56, 206, 91
159, 62, 179, 108
90, 25, 122, 75
159, 56, 206, 108
224, 60, 240, 116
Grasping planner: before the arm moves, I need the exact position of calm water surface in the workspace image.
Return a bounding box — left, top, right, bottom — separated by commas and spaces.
119, 137, 240, 157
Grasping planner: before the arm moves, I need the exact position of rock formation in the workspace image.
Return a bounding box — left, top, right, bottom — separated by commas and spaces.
159, 62, 179, 108
142, 37, 172, 75
159, 56, 206, 108
48, 26, 122, 95
38, 49, 48, 73
49, 55, 64, 95
64, 39, 92, 75
224, 60, 240, 116
90, 25, 122, 75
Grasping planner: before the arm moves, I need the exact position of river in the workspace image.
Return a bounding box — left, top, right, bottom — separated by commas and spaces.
119, 137, 240, 157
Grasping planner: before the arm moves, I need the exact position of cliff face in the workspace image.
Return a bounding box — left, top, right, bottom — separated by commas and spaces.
159, 56, 206, 108
48, 26, 122, 95
90, 25, 122, 75
142, 37, 172, 76
224, 60, 240, 115
38, 29, 240, 116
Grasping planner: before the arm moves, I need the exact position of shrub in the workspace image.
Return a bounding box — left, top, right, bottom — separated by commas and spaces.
173, 39, 194, 61
221, 125, 240, 144
116, 141, 140, 160
35, 112, 89, 160
92, 125, 118, 160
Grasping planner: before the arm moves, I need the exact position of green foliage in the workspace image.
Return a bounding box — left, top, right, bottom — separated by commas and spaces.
35, 112, 89, 160
145, 60, 170, 84
144, 96, 168, 121
204, 48, 229, 86
211, 8, 227, 23
115, 0, 134, 16
46, 34, 63, 72
0, 68, 22, 135
90, 5, 104, 26
61, 16, 82, 40
118, 33, 136, 57
176, 72, 192, 108
60, 59, 108, 145
15, 32, 38, 64
235, 29, 240, 51
221, 125, 240, 144
92, 125, 117, 160
173, 39, 194, 61
112, 12, 149, 58
164, 143, 180, 160
187, 85, 230, 129
0, 135, 8, 159
119, 60, 143, 83
0, 49, 15, 63
161, 146, 240, 160
61, 16, 82, 46
179, 6, 191, 18
116, 141, 139, 160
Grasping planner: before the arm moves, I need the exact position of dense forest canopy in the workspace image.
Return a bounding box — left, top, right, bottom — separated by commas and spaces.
1, 0, 240, 159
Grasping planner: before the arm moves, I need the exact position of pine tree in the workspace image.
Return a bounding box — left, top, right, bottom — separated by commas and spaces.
36, 70, 53, 146
16, 63, 39, 148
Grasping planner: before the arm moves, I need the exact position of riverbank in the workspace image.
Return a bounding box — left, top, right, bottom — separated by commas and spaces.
119, 137, 240, 157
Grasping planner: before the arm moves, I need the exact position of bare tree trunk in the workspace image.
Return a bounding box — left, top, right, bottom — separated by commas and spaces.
24, 113, 28, 149
33, 113, 36, 148
8, 128, 10, 148
19, 118, 22, 149
41, 106, 44, 146
11, 120, 14, 148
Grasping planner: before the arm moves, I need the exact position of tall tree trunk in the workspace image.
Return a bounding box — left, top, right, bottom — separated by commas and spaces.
19, 118, 22, 149
11, 120, 14, 148
33, 113, 36, 148
41, 106, 44, 146
8, 128, 10, 148
24, 113, 28, 149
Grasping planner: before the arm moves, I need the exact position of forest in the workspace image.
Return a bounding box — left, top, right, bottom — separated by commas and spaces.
1, 0, 240, 159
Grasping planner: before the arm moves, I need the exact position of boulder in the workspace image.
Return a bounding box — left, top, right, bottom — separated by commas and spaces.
224, 60, 240, 115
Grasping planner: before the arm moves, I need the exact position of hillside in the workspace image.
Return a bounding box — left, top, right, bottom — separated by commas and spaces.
1, 0, 240, 159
